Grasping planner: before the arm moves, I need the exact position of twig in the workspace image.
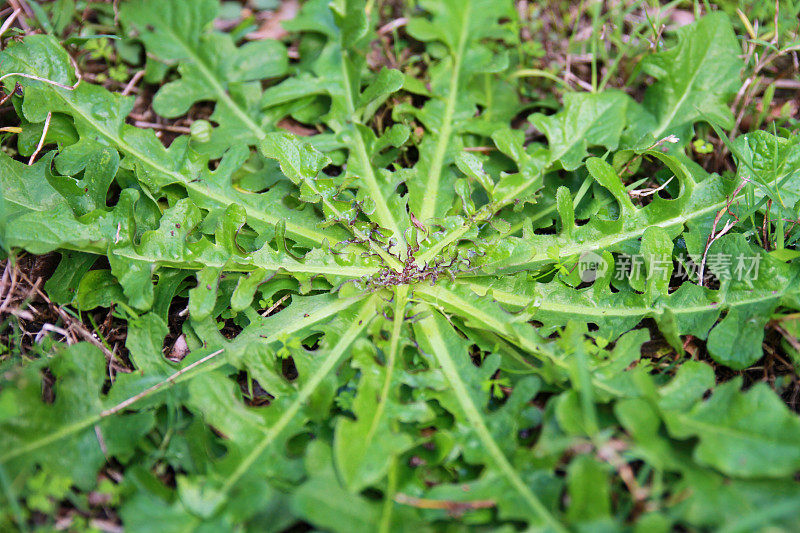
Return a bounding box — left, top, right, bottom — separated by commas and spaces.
564, 70, 593, 91
0, 72, 80, 92
121, 69, 144, 96
463, 146, 496, 153
0, 262, 44, 324
394, 493, 495, 513
8, 0, 33, 18
6, 307, 33, 321
132, 120, 192, 134
760, 78, 800, 89
94, 425, 108, 456
89, 519, 123, 533
596, 440, 648, 503
6, 0, 30, 32
0, 90, 17, 107
34, 323, 72, 344
629, 176, 674, 198
0, 261, 17, 315
377, 17, 408, 35
100, 349, 225, 417
698, 180, 748, 285
620, 135, 680, 176
0, 49, 83, 91
15, 267, 128, 370
0, 8, 21, 37
773, 0, 779, 45
517, 0, 532, 41
774, 323, 800, 353
261, 293, 290, 317
28, 111, 51, 165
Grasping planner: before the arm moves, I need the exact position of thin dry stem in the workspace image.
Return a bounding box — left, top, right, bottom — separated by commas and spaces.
0, 7, 21, 37
100, 348, 225, 417
28, 111, 52, 165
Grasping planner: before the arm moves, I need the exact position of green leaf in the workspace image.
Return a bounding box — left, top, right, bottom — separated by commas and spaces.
259, 132, 330, 186
403, 0, 515, 222
565, 456, 612, 523
261, 0, 407, 243
334, 287, 417, 492
483, 138, 797, 277
292, 443, 381, 533
530, 90, 630, 171
0, 152, 108, 255
639, 13, 743, 142
3, 5, 800, 531
183, 295, 379, 513
414, 308, 565, 531
0, 35, 339, 248
44, 251, 97, 305
664, 380, 800, 478
120, 0, 287, 155
0, 344, 154, 490
75, 269, 126, 310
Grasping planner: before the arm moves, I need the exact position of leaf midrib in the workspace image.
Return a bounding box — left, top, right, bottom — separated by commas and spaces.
7, 46, 333, 247
219, 295, 378, 494
364, 285, 408, 444
416, 173, 544, 265
465, 281, 784, 319
51, 87, 333, 246
418, 0, 471, 222
493, 171, 785, 273
154, 27, 406, 267
0, 294, 366, 464
418, 311, 566, 532
37, 240, 379, 278
651, 28, 716, 139
667, 410, 800, 453
166, 26, 266, 140
415, 283, 640, 398
339, 52, 405, 250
